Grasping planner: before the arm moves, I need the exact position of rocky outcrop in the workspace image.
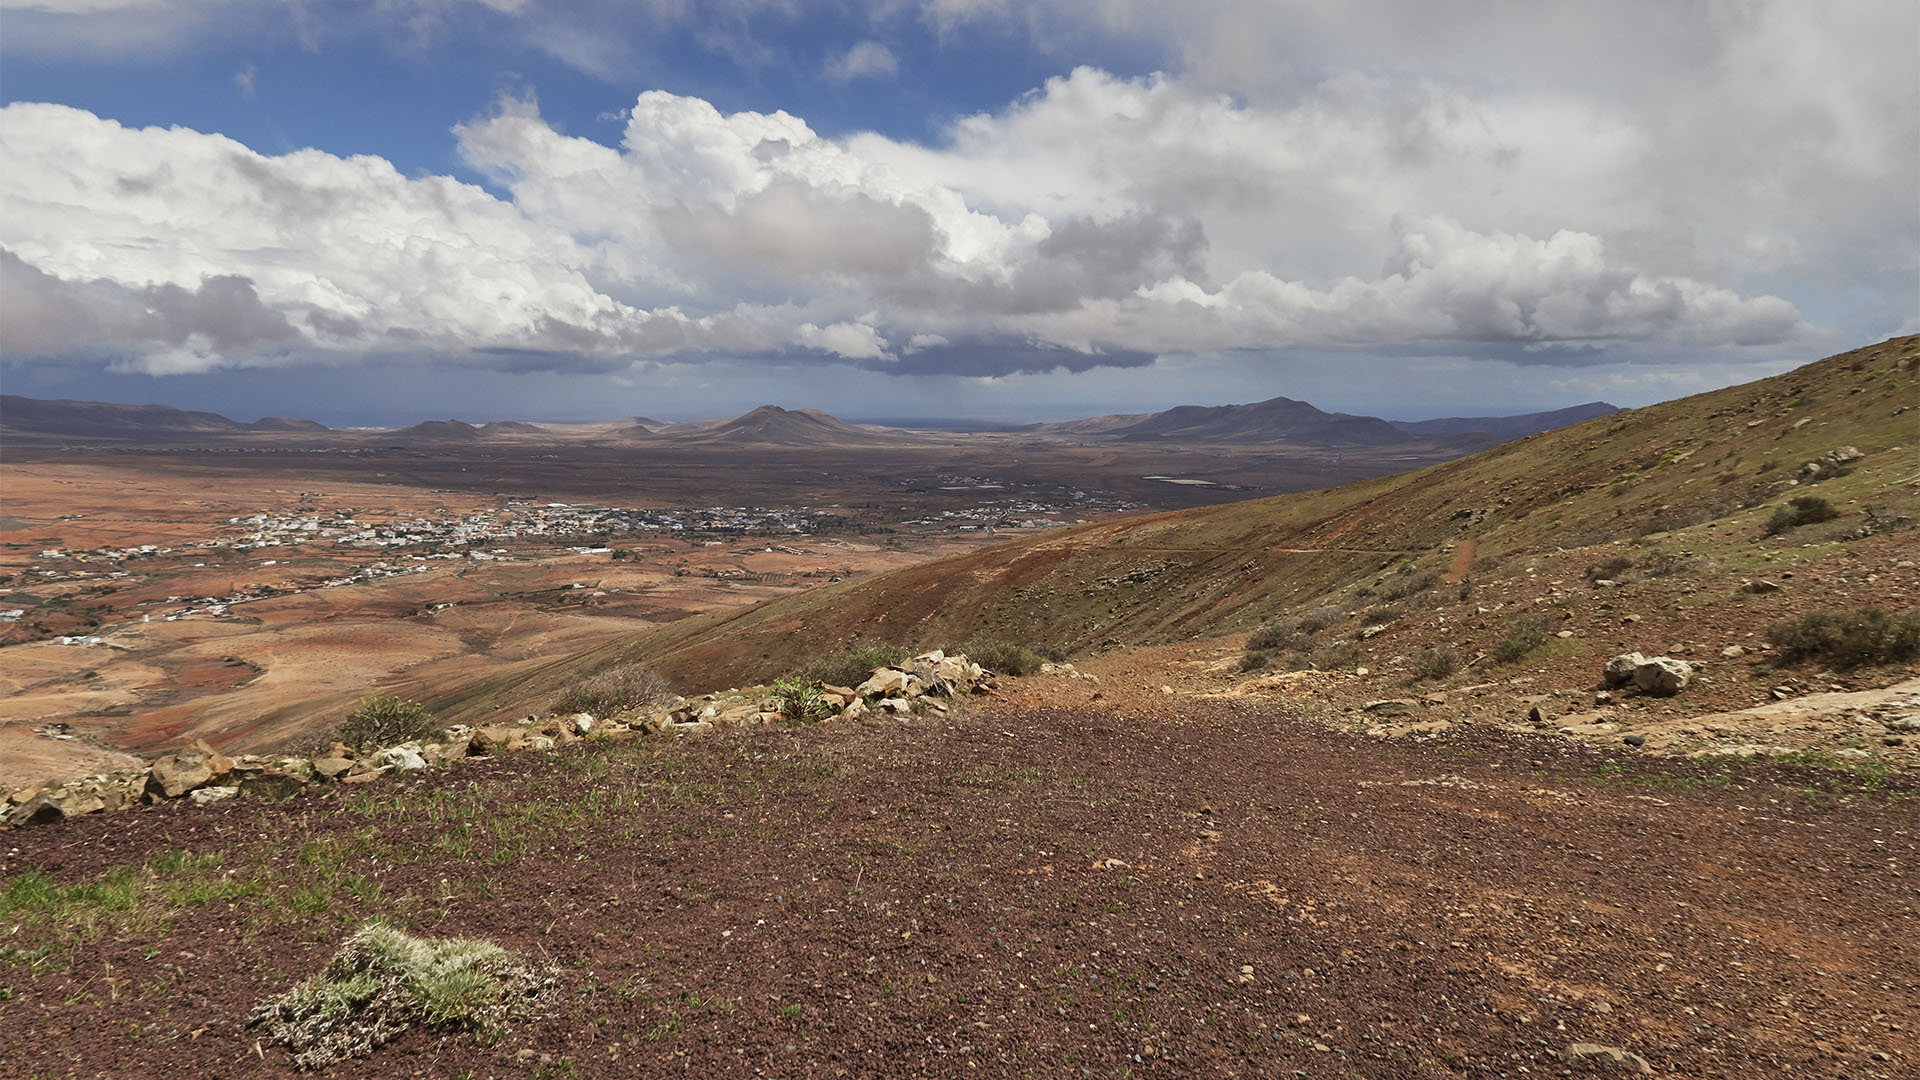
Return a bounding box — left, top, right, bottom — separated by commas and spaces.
4, 651, 998, 829
1797, 445, 1862, 482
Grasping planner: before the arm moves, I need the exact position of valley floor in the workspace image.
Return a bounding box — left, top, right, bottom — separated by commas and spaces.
3, 693, 1914, 1078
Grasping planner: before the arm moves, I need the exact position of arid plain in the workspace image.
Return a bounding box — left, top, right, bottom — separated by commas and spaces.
0, 414, 1484, 788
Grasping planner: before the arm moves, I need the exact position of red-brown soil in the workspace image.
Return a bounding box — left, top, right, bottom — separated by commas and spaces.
4, 697, 1914, 1078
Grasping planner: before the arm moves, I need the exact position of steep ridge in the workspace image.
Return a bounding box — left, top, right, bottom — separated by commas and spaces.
437, 336, 1917, 714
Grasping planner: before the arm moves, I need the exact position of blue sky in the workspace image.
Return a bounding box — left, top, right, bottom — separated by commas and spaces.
2, 1, 1914, 424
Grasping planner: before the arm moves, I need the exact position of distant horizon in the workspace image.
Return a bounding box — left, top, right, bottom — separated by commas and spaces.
1, 384, 1627, 432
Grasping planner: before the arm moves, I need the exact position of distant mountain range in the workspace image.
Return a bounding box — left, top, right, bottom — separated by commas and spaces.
0, 393, 1619, 449
1027, 395, 1620, 446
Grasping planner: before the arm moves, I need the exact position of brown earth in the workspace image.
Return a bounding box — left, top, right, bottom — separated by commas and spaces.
2, 694, 1914, 1078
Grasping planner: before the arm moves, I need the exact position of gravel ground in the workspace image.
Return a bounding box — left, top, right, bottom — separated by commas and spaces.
4, 700, 1916, 1079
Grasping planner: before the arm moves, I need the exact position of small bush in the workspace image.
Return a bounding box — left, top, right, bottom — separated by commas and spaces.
1239, 649, 1271, 673
771, 677, 833, 721
339, 696, 436, 750
1248, 624, 1312, 652
1766, 495, 1840, 534
1490, 614, 1555, 665
1766, 607, 1920, 669
794, 644, 911, 689
1408, 645, 1463, 681
552, 663, 675, 717
1312, 643, 1366, 671
1377, 570, 1442, 603
1248, 605, 1343, 651
962, 639, 1048, 677
250, 922, 557, 1070
1586, 555, 1635, 582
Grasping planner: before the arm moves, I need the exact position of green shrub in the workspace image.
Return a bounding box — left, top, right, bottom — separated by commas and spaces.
794, 644, 911, 689
1490, 614, 1555, 665
552, 662, 675, 717
1239, 649, 1271, 673
1766, 607, 1920, 669
771, 677, 833, 721
1409, 645, 1463, 681
1766, 495, 1840, 534
339, 696, 436, 749
962, 639, 1050, 676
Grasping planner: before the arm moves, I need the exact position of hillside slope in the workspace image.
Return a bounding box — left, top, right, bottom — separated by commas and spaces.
438, 337, 1916, 714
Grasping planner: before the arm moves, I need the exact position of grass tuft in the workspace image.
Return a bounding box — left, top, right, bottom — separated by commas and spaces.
250, 922, 558, 1070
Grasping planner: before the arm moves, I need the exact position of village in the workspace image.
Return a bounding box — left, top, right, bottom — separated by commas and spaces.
2, 484, 1132, 639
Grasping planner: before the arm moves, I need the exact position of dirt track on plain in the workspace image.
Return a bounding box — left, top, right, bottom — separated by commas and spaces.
4, 697, 1915, 1078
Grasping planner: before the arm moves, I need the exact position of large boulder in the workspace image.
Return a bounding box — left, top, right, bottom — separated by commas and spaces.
1632, 657, 1693, 697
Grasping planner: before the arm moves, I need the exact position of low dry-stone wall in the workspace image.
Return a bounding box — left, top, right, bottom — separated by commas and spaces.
4, 651, 993, 829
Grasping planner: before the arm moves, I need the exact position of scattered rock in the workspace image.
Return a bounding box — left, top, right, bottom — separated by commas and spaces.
1720, 645, 1745, 658
1623, 735, 1645, 748
1362, 699, 1418, 717
6, 787, 106, 826
1562, 1043, 1653, 1074
1742, 579, 1782, 594
1798, 446, 1863, 482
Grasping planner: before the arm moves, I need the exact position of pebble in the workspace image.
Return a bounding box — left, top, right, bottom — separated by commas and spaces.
1623, 735, 1645, 748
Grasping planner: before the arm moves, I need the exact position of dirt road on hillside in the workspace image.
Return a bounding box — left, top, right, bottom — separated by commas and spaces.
4, 701, 1915, 1078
